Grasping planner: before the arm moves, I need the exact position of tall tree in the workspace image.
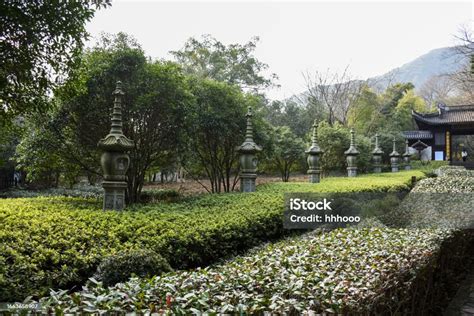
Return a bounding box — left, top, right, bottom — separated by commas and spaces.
393, 90, 428, 131
347, 85, 381, 135
182, 77, 265, 193
419, 75, 454, 109
269, 126, 305, 182
170, 35, 278, 92
303, 67, 364, 126
45, 33, 192, 202
0, 0, 111, 118
264, 99, 326, 138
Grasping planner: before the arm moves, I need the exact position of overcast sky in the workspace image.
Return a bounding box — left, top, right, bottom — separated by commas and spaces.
86, 1, 472, 100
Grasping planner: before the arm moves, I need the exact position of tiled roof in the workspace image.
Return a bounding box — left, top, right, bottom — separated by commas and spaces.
412, 104, 474, 126
403, 130, 433, 139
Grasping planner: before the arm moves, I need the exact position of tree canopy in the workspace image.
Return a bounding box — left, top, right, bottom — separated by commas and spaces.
0, 0, 110, 118
171, 35, 278, 92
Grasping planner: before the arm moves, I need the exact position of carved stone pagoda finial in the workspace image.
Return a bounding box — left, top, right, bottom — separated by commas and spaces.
98, 81, 134, 152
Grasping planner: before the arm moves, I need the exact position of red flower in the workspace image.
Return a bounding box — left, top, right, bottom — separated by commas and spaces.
166, 293, 173, 308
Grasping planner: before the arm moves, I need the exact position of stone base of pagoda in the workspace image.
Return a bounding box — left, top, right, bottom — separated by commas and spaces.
308, 169, 321, 183
102, 181, 127, 210
240, 173, 257, 192
373, 166, 382, 173
347, 167, 357, 177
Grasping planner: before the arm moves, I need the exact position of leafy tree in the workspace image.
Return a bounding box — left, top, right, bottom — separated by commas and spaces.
0, 120, 20, 167
379, 83, 414, 114
49, 33, 192, 202
348, 84, 428, 136
347, 85, 381, 135
269, 126, 305, 182
393, 90, 427, 131
0, 0, 111, 117
264, 99, 326, 138
171, 35, 278, 92
182, 77, 265, 193
317, 122, 371, 174
15, 114, 81, 188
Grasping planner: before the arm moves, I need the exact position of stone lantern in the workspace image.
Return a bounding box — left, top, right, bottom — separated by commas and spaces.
306, 120, 324, 183
236, 107, 262, 192
344, 129, 359, 177
389, 138, 400, 173
98, 81, 134, 210
372, 133, 384, 173
403, 139, 411, 170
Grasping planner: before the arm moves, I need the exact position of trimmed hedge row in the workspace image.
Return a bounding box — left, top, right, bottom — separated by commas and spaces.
0, 171, 424, 302
34, 169, 474, 314
39, 227, 454, 314
38, 229, 474, 315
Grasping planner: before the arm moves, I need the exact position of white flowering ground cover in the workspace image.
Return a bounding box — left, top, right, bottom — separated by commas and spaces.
30, 167, 474, 315
386, 166, 474, 230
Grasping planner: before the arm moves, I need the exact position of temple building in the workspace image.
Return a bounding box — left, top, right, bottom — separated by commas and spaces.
403, 103, 474, 165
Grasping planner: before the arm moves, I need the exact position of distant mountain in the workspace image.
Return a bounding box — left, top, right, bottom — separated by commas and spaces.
369, 46, 468, 91
287, 46, 469, 104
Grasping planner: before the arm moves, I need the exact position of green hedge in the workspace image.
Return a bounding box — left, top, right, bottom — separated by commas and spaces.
34, 170, 474, 314
139, 188, 181, 203
38, 228, 474, 315
0, 171, 424, 301
36, 228, 449, 314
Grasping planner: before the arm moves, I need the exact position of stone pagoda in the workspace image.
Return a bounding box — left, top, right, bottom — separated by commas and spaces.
344, 129, 359, 177
402, 139, 411, 170
98, 81, 134, 210
389, 138, 400, 173
372, 133, 384, 173
236, 107, 262, 192
306, 120, 324, 183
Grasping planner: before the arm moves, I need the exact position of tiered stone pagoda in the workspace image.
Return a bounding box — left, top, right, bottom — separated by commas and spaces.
372, 133, 383, 173
98, 81, 134, 210
402, 139, 411, 170
236, 107, 262, 192
344, 129, 359, 177
306, 120, 323, 183
389, 138, 400, 172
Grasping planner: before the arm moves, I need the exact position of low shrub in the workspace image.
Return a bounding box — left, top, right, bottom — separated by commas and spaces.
140, 188, 181, 203
0, 171, 424, 301
94, 249, 172, 287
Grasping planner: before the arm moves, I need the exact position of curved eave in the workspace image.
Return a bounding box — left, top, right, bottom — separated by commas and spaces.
412, 110, 447, 126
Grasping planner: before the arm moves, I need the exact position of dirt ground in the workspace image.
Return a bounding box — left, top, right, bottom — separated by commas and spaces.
143, 174, 308, 196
